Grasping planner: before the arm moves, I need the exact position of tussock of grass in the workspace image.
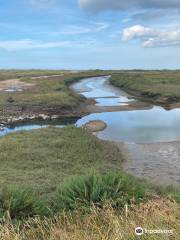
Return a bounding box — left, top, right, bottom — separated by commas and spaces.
0, 188, 48, 221
0, 171, 151, 221
53, 171, 148, 212
0, 199, 179, 240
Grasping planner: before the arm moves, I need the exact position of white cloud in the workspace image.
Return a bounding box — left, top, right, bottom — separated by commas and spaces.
52, 22, 110, 35
78, 0, 180, 12
122, 25, 180, 47
0, 38, 99, 51
122, 25, 156, 41
0, 39, 71, 51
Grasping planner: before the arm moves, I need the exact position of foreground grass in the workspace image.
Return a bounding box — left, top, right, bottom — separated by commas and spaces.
0, 126, 122, 195
0, 171, 149, 221
1, 199, 179, 240
110, 71, 180, 104
0, 170, 179, 221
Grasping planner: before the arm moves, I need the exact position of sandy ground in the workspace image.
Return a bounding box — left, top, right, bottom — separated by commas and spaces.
83, 120, 107, 132
86, 101, 153, 113
120, 141, 180, 187
0, 79, 34, 91
0, 74, 64, 92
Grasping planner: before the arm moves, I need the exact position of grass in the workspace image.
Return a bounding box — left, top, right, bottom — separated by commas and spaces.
0, 199, 179, 240
2, 69, 180, 111
0, 69, 180, 236
53, 171, 148, 212
0, 70, 67, 81
110, 71, 180, 104
0, 170, 178, 222
0, 126, 123, 196
3, 69, 180, 113
0, 171, 150, 221
0, 70, 108, 110
0, 188, 49, 221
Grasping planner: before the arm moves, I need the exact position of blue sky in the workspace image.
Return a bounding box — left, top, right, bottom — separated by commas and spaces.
1, 0, 180, 69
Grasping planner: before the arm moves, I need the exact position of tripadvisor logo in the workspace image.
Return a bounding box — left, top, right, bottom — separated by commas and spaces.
135, 227, 174, 236
135, 227, 144, 236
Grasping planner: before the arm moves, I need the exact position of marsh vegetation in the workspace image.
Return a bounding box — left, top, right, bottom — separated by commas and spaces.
0, 70, 180, 239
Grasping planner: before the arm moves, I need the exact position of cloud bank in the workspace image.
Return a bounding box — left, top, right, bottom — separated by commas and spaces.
122, 25, 180, 47
78, 0, 180, 11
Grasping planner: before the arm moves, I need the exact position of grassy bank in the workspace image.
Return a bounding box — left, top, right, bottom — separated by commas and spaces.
0, 70, 67, 81
0, 70, 108, 110
0, 126, 123, 195
0, 126, 179, 238
2, 70, 180, 111
110, 71, 180, 104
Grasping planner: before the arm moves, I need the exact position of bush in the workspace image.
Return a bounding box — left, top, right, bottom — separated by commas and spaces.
0, 187, 49, 220
53, 172, 149, 212
7, 97, 15, 103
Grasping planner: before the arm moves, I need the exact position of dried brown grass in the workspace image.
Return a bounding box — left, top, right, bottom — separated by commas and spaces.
0, 198, 179, 240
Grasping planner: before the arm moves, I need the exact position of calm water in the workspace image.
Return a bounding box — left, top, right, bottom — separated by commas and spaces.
2, 76, 180, 143
73, 76, 180, 185
71, 76, 134, 107
73, 76, 180, 143
76, 107, 180, 143
0, 124, 51, 137
1, 76, 180, 185
0, 119, 77, 137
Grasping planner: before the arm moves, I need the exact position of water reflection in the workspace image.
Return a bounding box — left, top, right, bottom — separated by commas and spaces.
71, 76, 134, 106
76, 106, 180, 143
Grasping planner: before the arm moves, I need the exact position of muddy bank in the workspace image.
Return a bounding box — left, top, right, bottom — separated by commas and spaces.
73, 76, 180, 186
86, 101, 152, 113
0, 102, 90, 130
120, 141, 180, 186
82, 120, 107, 132
110, 81, 180, 109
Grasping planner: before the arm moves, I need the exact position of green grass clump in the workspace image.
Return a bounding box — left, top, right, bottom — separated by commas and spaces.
0, 171, 178, 222
53, 171, 149, 212
0, 188, 48, 220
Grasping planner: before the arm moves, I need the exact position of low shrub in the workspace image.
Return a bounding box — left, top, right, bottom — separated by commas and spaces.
0, 187, 49, 221
53, 171, 149, 212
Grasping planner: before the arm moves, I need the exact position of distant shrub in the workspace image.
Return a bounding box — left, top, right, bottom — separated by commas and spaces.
7, 97, 15, 103
53, 172, 148, 212
0, 188, 49, 221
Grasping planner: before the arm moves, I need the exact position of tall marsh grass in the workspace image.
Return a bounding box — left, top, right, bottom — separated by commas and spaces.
0, 199, 179, 240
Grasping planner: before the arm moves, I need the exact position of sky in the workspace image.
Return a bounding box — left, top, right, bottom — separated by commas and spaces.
0, 0, 180, 69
